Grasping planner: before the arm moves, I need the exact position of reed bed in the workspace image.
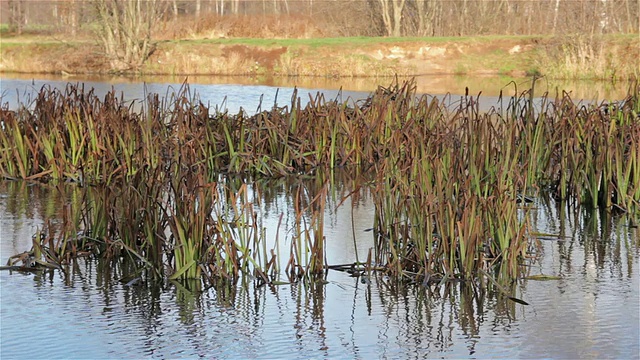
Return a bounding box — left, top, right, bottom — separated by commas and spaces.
1, 79, 638, 285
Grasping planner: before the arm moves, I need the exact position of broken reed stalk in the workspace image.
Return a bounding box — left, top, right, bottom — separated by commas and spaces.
1, 79, 638, 285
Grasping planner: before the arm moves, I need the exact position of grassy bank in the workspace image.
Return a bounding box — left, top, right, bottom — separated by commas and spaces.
1, 34, 638, 80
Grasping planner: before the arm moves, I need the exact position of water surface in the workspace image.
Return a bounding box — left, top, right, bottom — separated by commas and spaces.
1, 76, 638, 359
1, 179, 638, 359
1, 74, 632, 114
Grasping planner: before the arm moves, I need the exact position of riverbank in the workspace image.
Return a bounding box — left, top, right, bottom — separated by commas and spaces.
0, 34, 638, 80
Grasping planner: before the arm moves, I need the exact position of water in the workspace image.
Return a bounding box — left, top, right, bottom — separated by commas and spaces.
1, 72, 632, 102
0, 74, 372, 115
1, 73, 632, 114
1, 180, 638, 359
1, 76, 639, 359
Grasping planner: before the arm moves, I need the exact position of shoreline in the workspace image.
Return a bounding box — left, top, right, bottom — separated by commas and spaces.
1, 35, 638, 81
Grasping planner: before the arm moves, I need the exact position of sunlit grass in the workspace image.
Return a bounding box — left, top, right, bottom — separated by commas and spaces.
2, 78, 638, 286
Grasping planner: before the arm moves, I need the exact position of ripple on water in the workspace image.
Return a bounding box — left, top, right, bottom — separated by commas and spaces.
1, 183, 639, 359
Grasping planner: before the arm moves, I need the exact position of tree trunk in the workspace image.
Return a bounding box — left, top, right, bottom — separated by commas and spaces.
553, 0, 560, 34
172, 0, 178, 20
283, 0, 290, 15
70, 0, 78, 36
599, 0, 610, 33
378, 0, 392, 36
391, 0, 406, 36
8, 0, 25, 35
233, 0, 239, 14
416, 0, 436, 36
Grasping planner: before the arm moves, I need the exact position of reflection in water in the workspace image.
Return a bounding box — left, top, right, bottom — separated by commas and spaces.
523, 198, 639, 359
2, 256, 514, 358
1, 178, 638, 358
1, 73, 633, 113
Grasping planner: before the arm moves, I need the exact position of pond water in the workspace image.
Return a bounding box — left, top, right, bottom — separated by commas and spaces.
1, 73, 633, 114
1, 75, 639, 359
2, 72, 634, 100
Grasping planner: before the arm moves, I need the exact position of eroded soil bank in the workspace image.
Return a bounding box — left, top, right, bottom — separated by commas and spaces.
1, 35, 638, 80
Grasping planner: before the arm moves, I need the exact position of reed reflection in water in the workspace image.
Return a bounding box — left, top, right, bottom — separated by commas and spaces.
1, 179, 638, 359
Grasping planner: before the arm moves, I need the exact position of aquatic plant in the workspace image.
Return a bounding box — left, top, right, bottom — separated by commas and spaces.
2, 78, 638, 285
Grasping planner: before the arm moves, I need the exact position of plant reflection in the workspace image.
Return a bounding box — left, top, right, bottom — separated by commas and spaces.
1, 177, 638, 357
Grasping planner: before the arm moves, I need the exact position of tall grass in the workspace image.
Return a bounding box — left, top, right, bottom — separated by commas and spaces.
2, 79, 638, 284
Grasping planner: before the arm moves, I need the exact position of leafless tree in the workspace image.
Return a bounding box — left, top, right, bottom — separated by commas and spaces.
171, 0, 178, 20
94, 0, 165, 72
7, 0, 26, 34
378, 0, 406, 36
1, 0, 637, 40
418, 0, 439, 36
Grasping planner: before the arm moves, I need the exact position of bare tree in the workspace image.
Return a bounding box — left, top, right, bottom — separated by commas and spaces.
7, 0, 26, 34
195, 0, 201, 17
378, 0, 406, 36
94, 0, 164, 73
413, 0, 441, 36
1, 0, 637, 41
599, 0, 610, 33
172, 0, 178, 20
53, 0, 80, 36
69, 0, 78, 36
552, 0, 561, 34
213, 0, 225, 15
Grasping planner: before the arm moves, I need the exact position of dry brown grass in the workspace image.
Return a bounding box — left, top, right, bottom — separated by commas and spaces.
151, 47, 255, 75
158, 13, 325, 40
535, 35, 640, 80
274, 51, 405, 77
0, 41, 107, 74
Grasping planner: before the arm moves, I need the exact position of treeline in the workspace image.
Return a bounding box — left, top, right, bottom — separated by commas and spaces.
2, 0, 638, 38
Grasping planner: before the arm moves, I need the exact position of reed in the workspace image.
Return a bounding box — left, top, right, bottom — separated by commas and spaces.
2, 78, 638, 285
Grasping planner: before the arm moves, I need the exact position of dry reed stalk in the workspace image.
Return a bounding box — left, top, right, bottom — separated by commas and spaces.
2, 79, 638, 285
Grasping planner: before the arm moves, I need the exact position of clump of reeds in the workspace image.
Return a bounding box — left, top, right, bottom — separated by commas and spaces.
2, 78, 638, 285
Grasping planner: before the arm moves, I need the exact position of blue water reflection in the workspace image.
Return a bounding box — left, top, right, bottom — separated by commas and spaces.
1, 178, 638, 359
0, 76, 370, 114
